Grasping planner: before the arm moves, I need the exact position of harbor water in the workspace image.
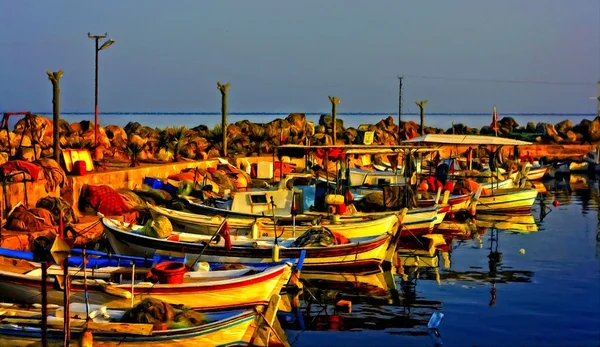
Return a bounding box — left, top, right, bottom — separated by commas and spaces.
284, 176, 600, 346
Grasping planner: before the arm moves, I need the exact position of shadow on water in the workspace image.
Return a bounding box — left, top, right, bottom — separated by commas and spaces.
282, 175, 600, 346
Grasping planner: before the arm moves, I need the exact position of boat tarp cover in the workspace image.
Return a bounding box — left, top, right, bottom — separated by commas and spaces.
402, 134, 531, 146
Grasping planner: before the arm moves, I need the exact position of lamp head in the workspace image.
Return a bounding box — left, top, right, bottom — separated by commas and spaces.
98, 39, 114, 51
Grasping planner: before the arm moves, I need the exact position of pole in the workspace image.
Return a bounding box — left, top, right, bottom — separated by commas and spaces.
398, 75, 403, 130
94, 37, 99, 148
217, 82, 231, 157
63, 257, 70, 346
41, 261, 48, 347
47, 70, 63, 161
328, 96, 340, 145
416, 100, 429, 136
88, 33, 109, 157
83, 248, 89, 319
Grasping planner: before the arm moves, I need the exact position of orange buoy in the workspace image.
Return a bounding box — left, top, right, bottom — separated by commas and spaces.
552, 200, 560, 207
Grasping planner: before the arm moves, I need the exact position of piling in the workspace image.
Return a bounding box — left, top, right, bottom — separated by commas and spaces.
217, 82, 231, 157
47, 70, 63, 161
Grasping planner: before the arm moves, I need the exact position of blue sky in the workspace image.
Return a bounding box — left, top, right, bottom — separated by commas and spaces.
0, 0, 598, 114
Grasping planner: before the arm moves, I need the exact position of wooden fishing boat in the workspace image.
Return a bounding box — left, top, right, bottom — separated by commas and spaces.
103, 218, 400, 270
0, 296, 283, 347
476, 188, 538, 214
0, 254, 292, 311
150, 204, 401, 240
475, 213, 538, 233
524, 166, 548, 181
478, 178, 514, 190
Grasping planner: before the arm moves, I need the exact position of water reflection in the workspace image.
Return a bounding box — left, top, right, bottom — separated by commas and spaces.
282, 180, 600, 345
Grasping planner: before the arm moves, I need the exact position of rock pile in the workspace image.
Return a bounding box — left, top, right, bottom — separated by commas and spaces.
0, 113, 597, 165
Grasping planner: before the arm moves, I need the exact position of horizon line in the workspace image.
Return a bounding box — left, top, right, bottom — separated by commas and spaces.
27, 111, 597, 116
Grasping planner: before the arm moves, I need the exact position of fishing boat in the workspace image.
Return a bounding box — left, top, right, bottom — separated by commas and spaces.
475, 188, 538, 214
150, 204, 401, 240
103, 218, 400, 270
0, 254, 292, 310
0, 295, 283, 347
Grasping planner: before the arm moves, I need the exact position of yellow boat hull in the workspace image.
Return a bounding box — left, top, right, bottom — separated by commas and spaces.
477, 188, 538, 214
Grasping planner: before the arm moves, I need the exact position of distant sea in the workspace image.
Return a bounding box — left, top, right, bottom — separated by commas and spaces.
34, 112, 596, 131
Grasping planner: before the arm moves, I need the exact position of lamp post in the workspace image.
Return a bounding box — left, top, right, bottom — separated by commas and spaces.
87, 33, 114, 155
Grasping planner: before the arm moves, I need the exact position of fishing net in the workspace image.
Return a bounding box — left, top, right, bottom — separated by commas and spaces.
34, 158, 66, 193
141, 215, 173, 239
36, 196, 79, 224
6, 204, 55, 231
117, 189, 148, 211
134, 184, 173, 204
291, 227, 347, 247
120, 298, 208, 329
80, 185, 129, 216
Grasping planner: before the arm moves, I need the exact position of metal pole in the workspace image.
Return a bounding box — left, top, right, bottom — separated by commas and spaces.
328, 96, 340, 145
398, 75, 403, 130
94, 37, 99, 147
217, 82, 230, 157
41, 262, 48, 347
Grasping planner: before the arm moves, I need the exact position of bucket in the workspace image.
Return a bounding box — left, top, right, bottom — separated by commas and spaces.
73, 160, 87, 176
151, 261, 187, 284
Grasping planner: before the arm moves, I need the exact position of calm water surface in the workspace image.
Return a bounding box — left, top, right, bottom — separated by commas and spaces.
283, 177, 600, 346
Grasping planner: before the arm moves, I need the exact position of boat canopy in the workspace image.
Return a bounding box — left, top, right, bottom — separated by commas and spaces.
402, 134, 531, 146
276, 144, 440, 158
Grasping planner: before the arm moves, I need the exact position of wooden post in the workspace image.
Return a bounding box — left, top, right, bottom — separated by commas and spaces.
415, 100, 428, 136
47, 70, 63, 161
328, 96, 341, 145
217, 82, 230, 157
41, 262, 48, 347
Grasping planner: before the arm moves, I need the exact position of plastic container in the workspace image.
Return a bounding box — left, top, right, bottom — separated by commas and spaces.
163, 183, 177, 197
144, 177, 164, 190
73, 160, 87, 176
151, 261, 187, 284
257, 161, 274, 179
325, 194, 344, 205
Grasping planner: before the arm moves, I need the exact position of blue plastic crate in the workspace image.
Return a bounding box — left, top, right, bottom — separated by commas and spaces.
144, 177, 163, 190
164, 183, 177, 197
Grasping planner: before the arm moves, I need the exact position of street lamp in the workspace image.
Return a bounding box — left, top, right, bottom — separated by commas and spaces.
87, 32, 114, 155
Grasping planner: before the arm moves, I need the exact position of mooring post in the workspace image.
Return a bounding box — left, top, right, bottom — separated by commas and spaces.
415, 100, 429, 136
47, 70, 63, 161
328, 96, 341, 144
217, 82, 231, 157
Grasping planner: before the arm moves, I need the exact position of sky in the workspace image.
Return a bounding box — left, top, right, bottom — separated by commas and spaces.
0, 0, 599, 115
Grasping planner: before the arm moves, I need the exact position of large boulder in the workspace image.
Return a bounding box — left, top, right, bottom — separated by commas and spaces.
574, 117, 600, 143
480, 126, 494, 135
105, 125, 128, 148
555, 119, 573, 138
14, 114, 53, 141
543, 123, 562, 143
526, 122, 536, 133
499, 117, 519, 133
565, 130, 578, 143
319, 114, 344, 132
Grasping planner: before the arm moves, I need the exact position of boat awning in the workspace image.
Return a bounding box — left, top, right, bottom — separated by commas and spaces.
276, 144, 441, 157
402, 134, 531, 146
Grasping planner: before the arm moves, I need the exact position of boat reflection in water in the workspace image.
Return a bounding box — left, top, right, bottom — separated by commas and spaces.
475, 213, 539, 233
281, 220, 536, 343
280, 267, 441, 335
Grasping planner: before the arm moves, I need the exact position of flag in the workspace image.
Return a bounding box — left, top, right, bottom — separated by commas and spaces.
491, 106, 499, 132
219, 221, 232, 251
